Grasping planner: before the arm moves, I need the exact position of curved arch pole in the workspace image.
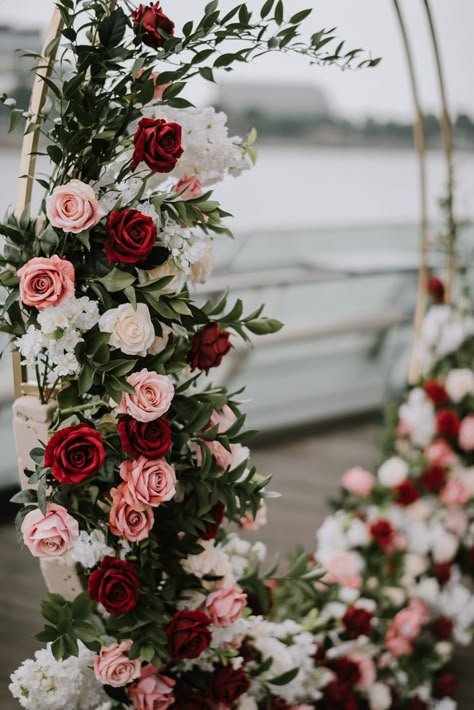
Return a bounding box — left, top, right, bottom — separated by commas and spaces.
392, 0, 429, 384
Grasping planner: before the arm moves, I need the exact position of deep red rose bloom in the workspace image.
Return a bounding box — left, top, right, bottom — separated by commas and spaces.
132, 117, 183, 173
45, 424, 105, 484
105, 209, 157, 264
321, 680, 358, 710
394, 479, 419, 506
171, 689, 213, 709
313, 640, 328, 666
201, 500, 226, 540
424, 379, 448, 405
343, 606, 373, 639
370, 518, 395, 550
433, 672, 456, 699
132, 2, 174, 48
209, 665, 250, 705
421, 465, 446, 492
188, 323, 231, 374
427, 276, 445, 304
118, 415, 171, 460
88, 556, 139, 616
434, 561, 452, 585
431, 616, 454, 640
330, 657, 361, 687
165, 610, 212, 659
436, 409, 461, 438
407, 698, 429, 710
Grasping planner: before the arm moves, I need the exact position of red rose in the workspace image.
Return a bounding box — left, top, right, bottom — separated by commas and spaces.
436, 409, 460, 438
408, 699, 429, 710
188, 323, 231, 374
342, 606, 373, 639
171, 689, 213, 709
118, 415, 171, 460
421, 465, 446, 492
434, 561, 452, 585
433, 672, 456, 699
88, 556, 139, 616
314, 640, 327, 666
394, 479, 419, 506
431, 616, 453, 640
424, 379, 448, 405
370, 518, 395, 550
132, 2, 174, 49
209, 665, 250, 705
105, 209, 157, 264
330, 657, 361, 686
165, 610, 212, 659
45, 424, 106, 484
427, 276, 445, 303
321, 680, 358, 710
201, 501, 226, 540
132, 117, 183, 173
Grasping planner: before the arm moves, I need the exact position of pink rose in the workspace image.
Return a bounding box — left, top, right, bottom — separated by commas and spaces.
120, 456, 176, 507
240, 501, 268, 530
21, 503, 78, 558
135, 69, 170, 100
459, 415, 474, 451
341, 467, 375, 498
109, 483, 154, 542
209, 405, 236, 433
46, 179, 105, 233
117, 369, 174, 422
321, 552, 362, 590
205, 587, 247, 627
173, 175, 203, 200
94, 640, 142, 687
17, 255, 75, 310
385, 632, 412, 657
350, 653, 376, 689
439, 478, 470, 506
388, 598, 428, 644
128, 665, 175, 710
425, 439, 457, 468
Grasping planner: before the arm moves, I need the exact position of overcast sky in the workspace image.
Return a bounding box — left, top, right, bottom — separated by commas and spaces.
0, 0, 471, 119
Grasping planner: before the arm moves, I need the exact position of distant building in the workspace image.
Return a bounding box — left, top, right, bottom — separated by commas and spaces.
0, 25, 41, 94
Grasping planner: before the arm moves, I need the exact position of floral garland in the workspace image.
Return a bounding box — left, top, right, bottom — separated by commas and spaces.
273, 294, 474, 709
0, 2, 380, 708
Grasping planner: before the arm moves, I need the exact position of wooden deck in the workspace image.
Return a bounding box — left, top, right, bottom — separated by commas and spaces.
1, 416, 473, 707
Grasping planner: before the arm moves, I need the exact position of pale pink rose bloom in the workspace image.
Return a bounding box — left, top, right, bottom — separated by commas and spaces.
21, 503, 78, 558
117, 369, 174, 422
351, 652, 376, 689
240, 501, 268, 530
190, 240, 214, 286
205, 586, 247, 627
210, 405, 237, 433
128, 665, 175, 710
396, 420, 411, 438
389, 598, 428, 642
385, 631, 412, 657
341, 467, 375, 497
94, 640, 141, 687
46, 179, 105, 233
173, 175, 203, 200
425, 439, 457, 468
120, 457, 176, 507
459, 415, 474, 451
439, 478, 470, 506
17, 255, 75, 310
109, 483, 154, 542
446, 508, 468, 535
135, 69, 170, 99
321, 552, 362, 590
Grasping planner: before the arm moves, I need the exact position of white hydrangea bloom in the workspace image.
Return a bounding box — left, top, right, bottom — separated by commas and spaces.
221, 533, 267, 580
9, 641, 106, 710
399, 387, 436, 448
70, 529, 114, 569
418, 305, 474, 373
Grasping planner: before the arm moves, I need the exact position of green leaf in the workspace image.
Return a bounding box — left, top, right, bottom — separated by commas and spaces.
10, 489, 37, 506
78, 362, 95, 395
99, 8, 127, 48
261, 0, 275, 18
97, 268, 136, 293
71, 592, 92, 619
245, 318, 283, 335
275, 0, 284, 24
72, 621, 99, 643
47, 145, 63, 165
290, 8, 312, 23
268, 666, 300, 685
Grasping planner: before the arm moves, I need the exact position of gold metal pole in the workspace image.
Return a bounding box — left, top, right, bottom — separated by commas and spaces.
392, 0, 429, 385
422, 0, 456, 304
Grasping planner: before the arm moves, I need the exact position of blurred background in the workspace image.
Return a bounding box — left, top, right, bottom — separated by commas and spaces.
0, 2, 473, 706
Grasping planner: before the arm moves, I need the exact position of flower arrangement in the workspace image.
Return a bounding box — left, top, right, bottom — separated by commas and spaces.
0, 1, 381, 708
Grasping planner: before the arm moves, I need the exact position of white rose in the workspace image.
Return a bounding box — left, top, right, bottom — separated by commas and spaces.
435, 641, 453, 661
445, 368, 474, 402
182, 539, 235, 590
99, 303, 155, 356
404, 553, 429, 578
236, 696, 258, 710
148, 324, 171, 355
434, 700, 457, 710
414, 577, 440, 604
346, 518, 370, 548
368, 682, 391, 710
378, 457, 409, 488
432, 531, 459, 563
399, 388, 436, 448
383, 587, 406, 607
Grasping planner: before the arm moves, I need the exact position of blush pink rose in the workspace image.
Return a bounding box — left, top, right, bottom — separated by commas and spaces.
240, 501, 268, 530
205, 586, 247, 627
459, 415, 474, 451
21, 503, 78, 558
425, 439, 457, 468
210, 405, 237, 433
120, 457, 176, 507
389, 598, 428, 642
128, 665, 175, 710
439, 478, 470, 506
350, 653, 376, 689
321, 552, 362, 590
94, 639, 142, 687
46, 179, 105, 233
385, 632, 412, 657
341, 467, 375, 497
17, 255, 75, 310
117, 369, 174, 422
173, 175, 203, 200
135, 69, 170, 99
109, 483, 154, 542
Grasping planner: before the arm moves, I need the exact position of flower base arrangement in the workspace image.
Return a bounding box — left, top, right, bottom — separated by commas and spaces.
0, 1, 382, 708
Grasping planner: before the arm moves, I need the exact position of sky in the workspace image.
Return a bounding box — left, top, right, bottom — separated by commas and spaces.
0, 0, 472, 120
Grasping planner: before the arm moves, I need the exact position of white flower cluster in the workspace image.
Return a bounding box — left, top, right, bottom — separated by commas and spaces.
9, 641, 107, 710
220, 533, 267, 580
418, 305, 474, 374
399, 387, 436, 448
15, 297, 99, 382
159, 219, 213, 275
70, 529, 114, 569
